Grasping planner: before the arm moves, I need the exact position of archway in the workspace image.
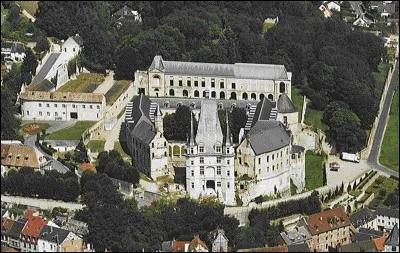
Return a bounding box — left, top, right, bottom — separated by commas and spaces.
280, 82, 286, 93
230, 92, 237, 100
251, 93, 256, 100
173, 145, 181, 157
268, 94, 273, 101
242, 92, 248, 100
169, 89, 175, 96
260, 94, 265, 100
206, 180, 215, 190
194, 90, 199, 97
203, 91, 207, 98
211, 91, 216, 98
183, 90, 189, 97
220, 91, 225, 99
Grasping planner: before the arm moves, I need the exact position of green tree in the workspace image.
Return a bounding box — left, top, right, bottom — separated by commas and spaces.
1, 86, 22, 141
35, 36, 50, 53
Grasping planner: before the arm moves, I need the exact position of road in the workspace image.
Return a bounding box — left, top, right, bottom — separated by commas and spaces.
1, 195, 83, 210
15, 3, 36, 22
93, 71, 115, 94
367, 59, 399, 177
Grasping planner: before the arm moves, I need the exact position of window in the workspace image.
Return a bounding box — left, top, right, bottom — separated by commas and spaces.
54, 104, 57, 108
216, 146, 221, 153
220, 81, 224, 89
47, 103, 50, 107
47, 112, 50, 116
97, 105, 100, 109
258, 158, 261, 164
191, 160, 194, 165
277, 152, 279, 158
211, 79, 215, 88
292, 154, 296, 159
217, 181, 221, 187
200, 157, 204, 164
39, 103, 42, 107
226, 148, 230, 154
170, 79, 174, 86
187, 80, 191, 86
152, 143, 154, 148
190, 148, 194, 154
267, 155, 269, 162
232, 83, 236, 89
201, 79, 205, 87
83, 104, 86, 109
199, 146, 204, 153
227, 159, 230, 165
179, 79, 183, 86
281, 151, 282, 157
217, 166, 221, 175
152, 153, 154, 158
90, 105, 93, 109
62, 104, 66, 108
200, 166, 204, 175
267, 166, 269, 172
72, 104, 76, 108
191, 182, 194, 188
227, 182, 230, 188
273, 165, 275, 171
194, 80, 198, 87
55, 112, 58, 117
164, 142, 166, 147
227, 170, 230, 176
272, 154, 274, 160
239, 157, 242, 164
191, 170, 194, 177
277, 164, 279, 170
39, 111, 42, 116
217, 157, 221, 163
298, 153, 301, 159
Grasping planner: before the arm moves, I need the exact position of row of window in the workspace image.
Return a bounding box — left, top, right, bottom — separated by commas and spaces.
191, 181, 231, 189
189, 146, 229, 154
38, 103, 100, 109
169, 77, 234, 89
191, 166, 231, 176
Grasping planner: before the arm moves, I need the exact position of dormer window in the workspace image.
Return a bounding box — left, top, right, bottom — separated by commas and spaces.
215, 145, 221, 153
199, 145, 204, 153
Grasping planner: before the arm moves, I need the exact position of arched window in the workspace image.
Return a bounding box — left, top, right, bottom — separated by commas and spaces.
211, 91, 216, 98
268, 94, 273, 101
242, 93, 248, 100
183, 90, 189, 97
280, 82, 286, 93
220, 91, 225, 99
231, 103, 237, 110
190, 102, 196, 109
251, 93, 256, 100
194, 90, 199, 97
153, 75, 160, 86
260, 94, 265, 100
230, 92, 237, 100
218, 102, 223, 110
203, 91, 207, 98
164, 101, 170, 108
169, 89, 175, 96
177, 102, 183, 107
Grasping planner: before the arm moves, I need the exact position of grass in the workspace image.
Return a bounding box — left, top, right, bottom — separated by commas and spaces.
367, 176, 399, 209
291, 87, 304, 122
305, 150, 325, 190
57, 73, 105, 93
16, 1, 38, 17
113, 141, 130, 159
87, 140, 105, 153
304, 108, 328, 132
262, 22, 276, 34
349, 190, 362, 197
140, 172, 154, 182
105, 80, 131, 106
46, 121, 95, 140
22, 123, 51, 135
380, 80, 399, 172
117, 107, 126, 119
373, 63, 390, 87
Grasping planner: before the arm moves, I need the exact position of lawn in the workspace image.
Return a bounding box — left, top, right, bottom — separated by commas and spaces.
367, 176, 399, 209
380, 80, 399, 172
22, 123, 51, 135
305, 150, 325, 190
373, 63, 390, 92
304, 108, 328, 132
105, 80, 131, 106
262, 22, 276, 34
87, 140, 105, 153
291, 87, 304, 122
16, 1, 38, 17
117, 107, 126, 119
113, 140, 130, 159
57, 73, 105, 93
140, 172, 154, 182
46, 121, 95, 140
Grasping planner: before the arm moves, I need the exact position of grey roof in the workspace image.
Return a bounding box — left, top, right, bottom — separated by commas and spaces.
340, 240, 378, 252
350, 208, 377, 228
1, 42, 26, 54
149, 55, 289, 80
278, 93, 297, 113
378, 3, 396, 14
125, 94, 156, 144
71, 35, 83, 46
112, 5, 139, 20
8, 219, 27, 238
161, 241, 173, 252
375, 207, 399, 218
353, 228, 385, 242
287, 243, 310, 252
195, 100, 223, 152
280, 226, 312, 246
27, 79, 56, 92
62, 219, 88, 236
292, 145, 305, 154
45, 140, 80, 147
30, 53, 61, 86
39, 225, 71, 244
385, 224, 399, 246
247, 98, 277, 131
247, 120, 290, 155
349, 1, 363, 16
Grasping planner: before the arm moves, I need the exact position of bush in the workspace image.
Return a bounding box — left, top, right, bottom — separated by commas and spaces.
254, 195, 263, 204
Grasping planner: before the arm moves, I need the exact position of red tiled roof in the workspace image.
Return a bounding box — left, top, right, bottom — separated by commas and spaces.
374, 236, 387, 251
306, 208, 351, 235
172, 240, 190, 252
21, 210, 48, 239
1, 218, 15, 233
79, 162, 96, 172
1, 144, 41, 168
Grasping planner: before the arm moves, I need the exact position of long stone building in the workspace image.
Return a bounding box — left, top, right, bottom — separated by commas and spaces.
134, 55, 292, 101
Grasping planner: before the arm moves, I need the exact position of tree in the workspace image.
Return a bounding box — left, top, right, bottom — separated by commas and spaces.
64, 152, 72, 161
353, 181, 357, 191
35, 36, 50, 53
1, 86, 22, 141
379, 189, 387, 197
7, 3, 21, 29
384, 192, 399, 207
347, 184, 351, 193
63, 178, 81, 202
254, 195, 263, 204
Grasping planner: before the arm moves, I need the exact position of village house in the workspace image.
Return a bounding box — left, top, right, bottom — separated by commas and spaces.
1, 144, 46, 170
37, 225, 84, 252
375, 207, 399, 232
19, 209, 48, 252
161, 235, 208, 252
1, 41, 26, 63
208, 229, 229, 252
280, 225, 313, 251
112, 5, 142, 22
350, 207, 378, 230
383, 224, 399, 252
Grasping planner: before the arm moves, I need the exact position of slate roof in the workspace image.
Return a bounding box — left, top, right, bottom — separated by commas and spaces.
8, 219, 27, 238
29, 53, 61, 86
280, 226, 312, 245
125, 94, 156, 144
278, 93, 297, 113
353, 228, 385, 242
26, 79, 56, 92
339, 240, 378, 252
246, 120, 290, 155
306, 208, 351, 235
195, 99, 224, 152
291, 145, 305, 154
150, 55, 289, 80
385, 224, 399, 246
39, 225, 71, 245
71, 35, 84, 46
350, 208, 377, 228
161, 241, 173, 252
287, 243, 310, 252
112, 5, 139, 20
375, 207, 399, 218
20, 91, 104, 103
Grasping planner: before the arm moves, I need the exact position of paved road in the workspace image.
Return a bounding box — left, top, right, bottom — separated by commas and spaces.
1, 195, 83, 210
93, 71, 114, 94
367, 59, 399, 177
